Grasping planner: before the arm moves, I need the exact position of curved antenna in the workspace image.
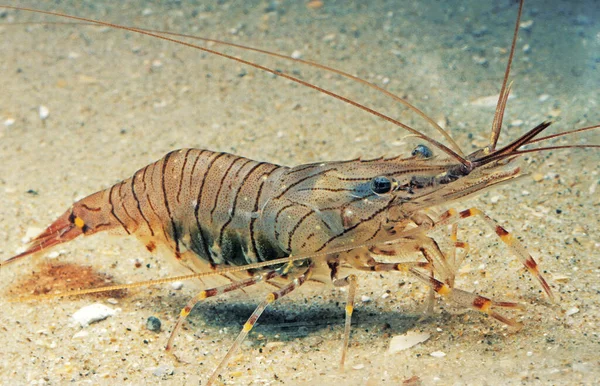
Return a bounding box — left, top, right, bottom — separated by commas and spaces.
527, 124, 600, 145
489, 0, 525, 151
0, 6, 469, 165
131, 28, 465, 157
5, 20, 465, 157
478, 144, 600, 164
474, 121, 599, 166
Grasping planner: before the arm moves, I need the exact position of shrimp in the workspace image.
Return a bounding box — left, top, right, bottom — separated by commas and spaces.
1, 1, 599, 385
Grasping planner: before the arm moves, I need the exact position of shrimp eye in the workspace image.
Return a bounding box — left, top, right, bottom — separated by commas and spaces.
412, 144, 433, 159
370, 176, 392, 194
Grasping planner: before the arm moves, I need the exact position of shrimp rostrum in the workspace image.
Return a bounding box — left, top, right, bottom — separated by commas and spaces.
1, 1, 599, 384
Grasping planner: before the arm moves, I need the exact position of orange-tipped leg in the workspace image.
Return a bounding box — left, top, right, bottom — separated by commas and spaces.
333, 274, 358, 369
206, 268, 312, 386
437, 207, 554, 301
410, 268, 524, 327
166, 270, 279, 354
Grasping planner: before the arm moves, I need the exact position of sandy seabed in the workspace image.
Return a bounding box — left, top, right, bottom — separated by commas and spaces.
1, 1, 598, 385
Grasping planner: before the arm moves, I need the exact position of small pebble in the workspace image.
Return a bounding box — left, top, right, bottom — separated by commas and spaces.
306, 0, 324, 10
519, 20, 534, 30
430, 351, 446, 358
47, 251, 60, 259
71, 303, 116, 327
72, 330, 89, 339
565, 307, 579, 316
171, 281, 184, 290
146, 316, 162, 332
152, 364, 174, 377
3, 118, 15, 126
526, 351, 533, 357
106, 298, 119, 305
39, 105, 49, 120
510, 119, 524, 127
264, 341, 285, 350
538, 94, 550, 102
472, 55, 488, 66
532, 173, 544, 182
361, 295, 372, 303
352, 364, 365, 370
549, 108, 561, 117
322, 33, 336, 42
291, 50, 302, 59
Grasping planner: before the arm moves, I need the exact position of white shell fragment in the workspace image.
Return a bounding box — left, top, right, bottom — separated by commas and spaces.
388, 331, 431, 354
565, 307, 580, 316
171, 281, 184, 290
71, 303, 116, 327
38, 105, 50, 120
430, 351, 447, 358
72, 330, 89, 339
152, 365, 174, 377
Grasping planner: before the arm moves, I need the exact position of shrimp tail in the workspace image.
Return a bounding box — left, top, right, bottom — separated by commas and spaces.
2, 190, 121, 267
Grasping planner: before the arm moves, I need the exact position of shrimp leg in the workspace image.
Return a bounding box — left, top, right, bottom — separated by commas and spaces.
333, 274, 358, 369
166, 269, 281, 353
206, 267, 313, 386
437, 208, 554, 300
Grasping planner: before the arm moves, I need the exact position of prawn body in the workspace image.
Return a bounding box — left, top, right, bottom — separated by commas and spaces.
8, 124, 547, 292
1, 1, 599, 384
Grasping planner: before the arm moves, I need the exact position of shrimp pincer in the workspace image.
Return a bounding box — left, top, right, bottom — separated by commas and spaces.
1, 1, 599, 384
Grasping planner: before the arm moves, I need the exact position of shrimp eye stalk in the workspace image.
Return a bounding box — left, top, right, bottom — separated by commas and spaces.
370, 176, 393, 194
412, 144, 433, 159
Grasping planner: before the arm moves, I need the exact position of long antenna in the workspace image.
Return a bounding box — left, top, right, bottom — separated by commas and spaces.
0, 6, 469, 165
7, 20, 465, 157
489, 0, 525, 151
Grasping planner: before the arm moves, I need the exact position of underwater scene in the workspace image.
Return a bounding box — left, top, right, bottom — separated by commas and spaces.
1, 1, 598, 384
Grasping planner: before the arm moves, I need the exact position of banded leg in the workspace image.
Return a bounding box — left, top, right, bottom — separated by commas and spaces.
357, 259, 432, 273
409, 268, 525, 326
360, 245, 438, 315
436, 208, 553, 300
333, 274, 358, 369
371, 236, 457, 287
166, 270, 279, 353
206, 267, 312, 386
447, 223, 470, 287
